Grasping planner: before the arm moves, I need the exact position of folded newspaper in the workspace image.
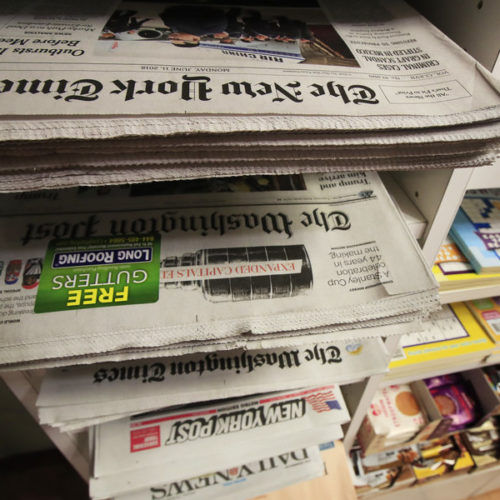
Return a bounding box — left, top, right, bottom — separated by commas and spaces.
113, 446, 325, 500
0, 0, 499, 191
37, 338, 388, 431
0, 172, 438, 369
90, 385, 347, 498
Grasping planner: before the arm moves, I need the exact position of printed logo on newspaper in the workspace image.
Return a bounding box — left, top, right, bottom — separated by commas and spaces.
128, 387, 343, 449
304, 390, 341, 413
34, 234, 160, 313
130, 426, 161, 452
161, 399, 306, 447
346, 343, 363, 355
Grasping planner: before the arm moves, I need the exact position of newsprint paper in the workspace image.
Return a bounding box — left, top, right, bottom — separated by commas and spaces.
113, 446, 324, 500
0, 172, 438, 368
37, 338, 388, 431
0, 0, 499, 135
90, 385, 347, 498
0, 172, 437, 367
1, 0, 499, 191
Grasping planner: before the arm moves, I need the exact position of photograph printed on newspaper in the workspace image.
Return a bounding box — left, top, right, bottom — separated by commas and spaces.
96, 1, 359, 68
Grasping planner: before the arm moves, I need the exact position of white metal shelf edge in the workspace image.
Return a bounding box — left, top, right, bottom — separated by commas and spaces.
370, 461, 500, 500
466, 162, 500, 190
0, 371, 90, 481
439, 284, 500, 304
383, 353, 500, 387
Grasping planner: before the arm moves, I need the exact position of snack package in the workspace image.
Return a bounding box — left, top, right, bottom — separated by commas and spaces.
358, 385, 427, 454
430, 383, 478, 432
351, 450, 416, 496
368, 385, 425, 440
412, 435, 474, 482
462, 418, 500, 468
361, 446, 419, 472
361, 465, 415, 494
424, 374, 462, 390
417, 436, 455, 460
484, 366, 500, 395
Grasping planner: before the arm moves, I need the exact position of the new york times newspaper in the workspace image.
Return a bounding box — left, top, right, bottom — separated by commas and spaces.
0, 0, 498, 128
37, 339, 387, 431
114, 447, 324, 500
0, 172, 437, 368
90, 385, 347, 498
0, 172, 437, 369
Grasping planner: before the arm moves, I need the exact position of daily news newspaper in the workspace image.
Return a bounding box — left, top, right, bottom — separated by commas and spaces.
114, 446, 325, 500
90, 385, 347, 498
0, 172, 438, 368
0, 0, 498, 140
37, 338, 388, 431
113, 446, 324, 500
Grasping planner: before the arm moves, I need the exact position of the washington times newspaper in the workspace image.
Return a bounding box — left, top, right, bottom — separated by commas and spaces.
0, 0, 498, 132
37, 338, 388, 431
0, 172, 438, 368
90, 385, 346, 498
114, 447, 324, 500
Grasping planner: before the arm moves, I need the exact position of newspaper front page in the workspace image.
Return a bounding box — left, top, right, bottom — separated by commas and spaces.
37, 338, 388, 431
0, 0, 498, 136
0, 172, 438, 368
90, 385, 346, 498
113, 446, 324, 500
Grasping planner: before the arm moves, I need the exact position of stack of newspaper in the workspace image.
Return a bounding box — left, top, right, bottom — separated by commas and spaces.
0, 0, 499, 192
36, 339, 388, 432
0, 171, 438, 369
88, 385, 349, 499
3, 1, 494, 497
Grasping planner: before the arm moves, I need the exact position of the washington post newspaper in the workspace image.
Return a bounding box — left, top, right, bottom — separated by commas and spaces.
0, 0, 498, 136
90, 385, 347, 498
36, 338, 388, 431
0, 172, 437, 368
113, 447, 324, 500
0, 172, 438, 368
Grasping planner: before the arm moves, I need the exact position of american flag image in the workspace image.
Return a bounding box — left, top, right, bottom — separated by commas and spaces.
304, 390, 341, 413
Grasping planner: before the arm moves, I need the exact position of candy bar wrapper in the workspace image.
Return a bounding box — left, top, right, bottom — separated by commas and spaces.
430, 383, 477, 432
424, 374, 462, 390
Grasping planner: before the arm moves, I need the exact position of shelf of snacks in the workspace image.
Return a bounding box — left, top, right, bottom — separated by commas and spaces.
351, 367, 500, 499
351, 440, 500, 500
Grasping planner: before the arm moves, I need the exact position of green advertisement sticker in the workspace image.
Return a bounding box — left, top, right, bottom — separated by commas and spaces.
35, 234, 160, 313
